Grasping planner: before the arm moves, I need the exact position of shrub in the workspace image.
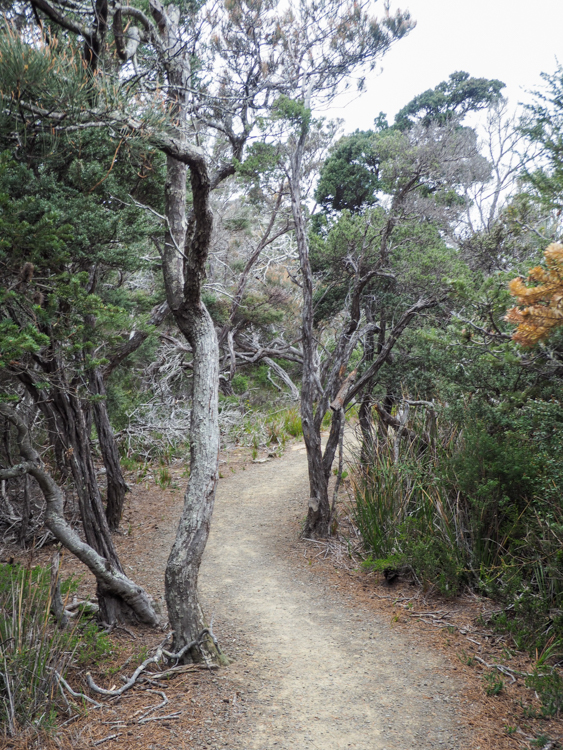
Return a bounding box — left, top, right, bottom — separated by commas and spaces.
351, 406, 563, 654
231, 374, 250, 394
157, 465, 172, 489
352, 442, 468, 596
0, 563, 111, 737
483, 672, 504, 696
526, 668, 563, 717
283, 407, 303, 438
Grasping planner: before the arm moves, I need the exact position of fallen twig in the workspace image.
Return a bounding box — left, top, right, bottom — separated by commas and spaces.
137, 689, 168, 722
419, 618, 454, 628
139, 711, 182, 724
466, 637, 482, 647
86, 629, 219, 699
87, 647, 167, 698
474, 655, 528, 682
59, 714, 81, 727
93, 734, 120, 746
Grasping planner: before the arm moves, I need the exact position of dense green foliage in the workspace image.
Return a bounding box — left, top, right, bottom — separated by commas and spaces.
522, 64, 563, 211
394, 71, 505, 130
0, 129, 163, 386
310, 73, 563, 682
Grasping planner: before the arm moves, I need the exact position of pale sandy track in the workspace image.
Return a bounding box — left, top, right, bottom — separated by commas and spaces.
199, 444, 471, 750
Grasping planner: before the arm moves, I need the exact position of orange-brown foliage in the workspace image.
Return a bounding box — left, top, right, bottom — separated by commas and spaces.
505, 242, 563, 346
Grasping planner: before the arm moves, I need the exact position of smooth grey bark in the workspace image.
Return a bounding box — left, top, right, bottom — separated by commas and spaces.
160, 146, 219, 662
161, 146, 224, 659
164, 304, 220, 661
144, 2, 223, 662
0, 404, 159, 626
358, 308, 382, 462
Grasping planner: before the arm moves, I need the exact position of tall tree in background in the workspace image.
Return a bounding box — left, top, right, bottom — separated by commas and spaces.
393, 70, 505, 131
298, 73, 500, 537
272, 10, 414, 539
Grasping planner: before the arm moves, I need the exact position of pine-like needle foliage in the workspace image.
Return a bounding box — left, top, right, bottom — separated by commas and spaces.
506, 242, 563, 346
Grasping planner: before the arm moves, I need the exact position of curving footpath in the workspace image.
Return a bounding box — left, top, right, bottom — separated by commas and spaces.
199, 443, 471, 750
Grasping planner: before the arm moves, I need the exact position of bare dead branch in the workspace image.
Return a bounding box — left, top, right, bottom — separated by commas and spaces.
330, 370, 357, 412
93, 734, 120, 746
54, 671, 103, 708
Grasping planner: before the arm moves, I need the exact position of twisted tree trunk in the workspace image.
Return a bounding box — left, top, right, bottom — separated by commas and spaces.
0, 404, 158, 626
164, 303, 220, 661
153, 9, 223, 655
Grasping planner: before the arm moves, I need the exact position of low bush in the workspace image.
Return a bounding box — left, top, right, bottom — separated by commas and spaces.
526, 667, 563, 717
353, 444, 467, 597
283, 407, 303, 438
231, 374, 250, 394
0, 562, 112, 738
352, 404, 563, 660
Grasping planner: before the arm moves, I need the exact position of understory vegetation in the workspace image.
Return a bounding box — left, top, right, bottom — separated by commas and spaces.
0, 563, 111, 736
352, 400, 563, 653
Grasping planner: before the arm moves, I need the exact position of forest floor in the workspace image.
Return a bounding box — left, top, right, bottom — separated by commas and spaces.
6, 434, 563, 750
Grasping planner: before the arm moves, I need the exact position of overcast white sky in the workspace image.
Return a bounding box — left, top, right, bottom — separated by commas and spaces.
325, 0, 563, 132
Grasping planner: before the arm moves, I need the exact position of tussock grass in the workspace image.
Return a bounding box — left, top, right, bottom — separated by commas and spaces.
0, 563, 111, 738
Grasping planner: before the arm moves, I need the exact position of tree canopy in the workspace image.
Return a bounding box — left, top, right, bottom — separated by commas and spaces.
394, 70, 505, 130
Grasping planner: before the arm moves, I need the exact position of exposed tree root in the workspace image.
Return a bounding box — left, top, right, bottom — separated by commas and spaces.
86, 628, 222, 699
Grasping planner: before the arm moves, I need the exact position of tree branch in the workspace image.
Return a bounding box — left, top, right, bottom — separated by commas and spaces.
30, 0, 92, 39
345, 298, 439, 405
103, 300, 170, 381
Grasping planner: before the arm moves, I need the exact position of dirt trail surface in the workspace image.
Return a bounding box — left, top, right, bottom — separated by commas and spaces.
30, 440, 484, 750
193, 443, 470, 750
